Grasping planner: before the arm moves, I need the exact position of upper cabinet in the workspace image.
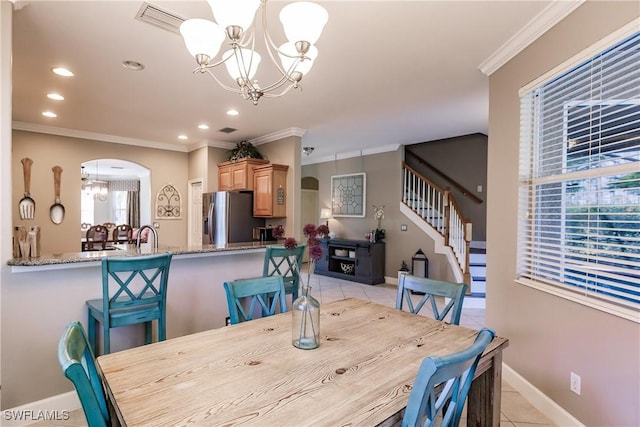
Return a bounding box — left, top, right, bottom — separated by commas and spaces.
253, 164, 289, 218
218, 158, 269, 191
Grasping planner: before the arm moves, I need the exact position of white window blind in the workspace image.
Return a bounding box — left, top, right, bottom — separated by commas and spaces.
518, 31, 640, 318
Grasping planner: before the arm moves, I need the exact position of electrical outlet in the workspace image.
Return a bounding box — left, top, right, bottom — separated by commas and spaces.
153, 222, 160, 228
401, 224, 408, 231
570, 372, 581, 395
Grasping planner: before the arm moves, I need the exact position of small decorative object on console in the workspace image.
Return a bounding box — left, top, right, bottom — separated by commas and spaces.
340, 262, 355, 274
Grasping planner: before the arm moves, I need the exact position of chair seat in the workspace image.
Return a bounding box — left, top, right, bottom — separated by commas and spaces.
87, 297, 161, 328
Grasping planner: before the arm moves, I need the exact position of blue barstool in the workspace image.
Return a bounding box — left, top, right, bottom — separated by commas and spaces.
86, 252, 172, 355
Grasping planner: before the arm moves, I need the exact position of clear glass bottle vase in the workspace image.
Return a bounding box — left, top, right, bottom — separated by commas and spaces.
292, 286, 320, 349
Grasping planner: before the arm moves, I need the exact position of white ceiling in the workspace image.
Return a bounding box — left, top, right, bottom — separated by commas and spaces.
11, 1, 566, 164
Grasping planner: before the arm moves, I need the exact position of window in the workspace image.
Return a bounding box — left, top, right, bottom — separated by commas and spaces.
112, 191, 128, 224
518, 31, 639, 320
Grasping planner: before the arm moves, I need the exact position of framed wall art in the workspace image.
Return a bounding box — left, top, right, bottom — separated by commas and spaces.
331, 173, 366, 217
155, 183, 182, 219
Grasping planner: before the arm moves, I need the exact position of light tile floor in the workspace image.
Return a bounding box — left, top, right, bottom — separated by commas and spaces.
36, 274, 555, 427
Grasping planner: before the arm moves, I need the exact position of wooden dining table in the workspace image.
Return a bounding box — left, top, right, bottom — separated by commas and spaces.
97, 298, 508, 426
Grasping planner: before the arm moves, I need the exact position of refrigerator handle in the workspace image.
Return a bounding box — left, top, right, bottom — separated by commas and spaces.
207, 202, 215, 243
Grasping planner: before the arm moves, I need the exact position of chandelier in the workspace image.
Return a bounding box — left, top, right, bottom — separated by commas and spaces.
180, 0, 328, 105
81, 165, 109, 201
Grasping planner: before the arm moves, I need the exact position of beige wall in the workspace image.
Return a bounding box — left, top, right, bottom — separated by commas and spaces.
302, 149, 452, 281
12, 130, 190, 254
487, 2, 640, 425
206, 146, 229, 192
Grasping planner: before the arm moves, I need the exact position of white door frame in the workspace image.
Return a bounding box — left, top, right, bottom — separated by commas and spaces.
188, 178, 204, 247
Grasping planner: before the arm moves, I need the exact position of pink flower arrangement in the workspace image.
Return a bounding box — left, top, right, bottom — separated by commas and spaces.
271, 223, 330, 289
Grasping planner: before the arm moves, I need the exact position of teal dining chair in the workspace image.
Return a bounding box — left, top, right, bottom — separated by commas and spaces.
224, 276, 287, 324
396, 274, 467, 325
402, 328, 496, 427
263, 244, 306, 301
86, 252, 172, 355
58, 321, 110, 427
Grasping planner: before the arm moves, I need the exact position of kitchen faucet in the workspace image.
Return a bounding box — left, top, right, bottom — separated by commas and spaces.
136, 224, 158, 250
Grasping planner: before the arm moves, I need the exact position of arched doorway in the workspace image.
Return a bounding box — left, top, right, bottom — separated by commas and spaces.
81, 159, 151, 228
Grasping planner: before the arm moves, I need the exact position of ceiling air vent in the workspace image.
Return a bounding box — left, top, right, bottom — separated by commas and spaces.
135, 2, 185, 34
218, 127, 237, 134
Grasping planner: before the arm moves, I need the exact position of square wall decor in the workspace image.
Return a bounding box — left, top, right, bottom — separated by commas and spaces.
331, 173, 366, 217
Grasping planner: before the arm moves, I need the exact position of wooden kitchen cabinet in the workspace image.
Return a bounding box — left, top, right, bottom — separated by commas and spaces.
217, 158, 269, 191
253, 164, 288, 217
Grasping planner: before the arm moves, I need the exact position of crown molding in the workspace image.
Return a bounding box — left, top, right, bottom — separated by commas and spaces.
302, 144, 401, 166
12, 121, 189, 152
478, 0, 585, 76
249, 127, 307, 146
186, 139, 236, 152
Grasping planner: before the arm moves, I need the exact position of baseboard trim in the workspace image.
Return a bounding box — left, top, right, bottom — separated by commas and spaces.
1, 391, 81, 427
502, 363, 584, 427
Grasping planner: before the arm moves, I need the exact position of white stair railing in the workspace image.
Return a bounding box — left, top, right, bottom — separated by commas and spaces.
402, 163, 471, 284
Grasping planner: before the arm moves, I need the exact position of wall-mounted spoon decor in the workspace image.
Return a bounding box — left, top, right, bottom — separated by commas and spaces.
49, 166, 65, 224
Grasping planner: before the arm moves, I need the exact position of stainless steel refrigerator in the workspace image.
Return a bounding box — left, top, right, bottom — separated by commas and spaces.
202, 192, 264, 245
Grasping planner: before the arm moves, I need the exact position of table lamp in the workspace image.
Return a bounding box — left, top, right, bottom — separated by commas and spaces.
320, 208, 332, 226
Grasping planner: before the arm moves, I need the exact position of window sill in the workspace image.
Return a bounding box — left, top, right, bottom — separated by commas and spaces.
515, 278, 640, 324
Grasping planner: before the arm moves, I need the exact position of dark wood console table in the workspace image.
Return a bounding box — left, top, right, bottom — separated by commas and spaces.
315, 238, 385, 285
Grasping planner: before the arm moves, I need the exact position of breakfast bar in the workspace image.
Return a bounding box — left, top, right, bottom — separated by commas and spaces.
3, 243, 269, 409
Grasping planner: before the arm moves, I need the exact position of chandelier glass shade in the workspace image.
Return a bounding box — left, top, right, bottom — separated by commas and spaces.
81, 165, 109, 201
180, 0, 328, 105
82, 180, 108, 201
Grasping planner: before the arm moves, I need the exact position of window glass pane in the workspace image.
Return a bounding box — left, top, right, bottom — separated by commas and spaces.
113, 191, 128, 225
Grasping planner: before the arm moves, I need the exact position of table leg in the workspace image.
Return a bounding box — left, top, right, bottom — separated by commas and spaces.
467, 350, 503, 427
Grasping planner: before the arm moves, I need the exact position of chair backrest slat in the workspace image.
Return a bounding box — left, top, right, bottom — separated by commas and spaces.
58, 321, 109, 427
101, 253, 172, 311
396, 274, 467, 325
263, 245, 305, 298
402, 328, 496, 427
224, 276, 287, 324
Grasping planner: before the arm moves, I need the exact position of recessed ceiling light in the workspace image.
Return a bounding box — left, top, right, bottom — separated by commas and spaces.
226, 109, 239, 116
122, 60, 145, 71
47, 93, 64, 101
178, 135, 188, 140
198, 124, 209, 130
52, 67, 74, 77
42, 111, 57, 118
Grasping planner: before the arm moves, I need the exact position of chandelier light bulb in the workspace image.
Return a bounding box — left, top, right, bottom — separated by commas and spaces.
223, 48, 261, 81
278, 43, 318, 77
180, 19, 225, 63
279, 1, 328, 45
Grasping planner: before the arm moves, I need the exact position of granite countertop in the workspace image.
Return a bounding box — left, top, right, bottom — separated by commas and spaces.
7, 241, 274, 267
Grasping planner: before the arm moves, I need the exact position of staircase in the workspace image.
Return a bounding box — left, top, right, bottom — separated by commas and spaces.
469, 241, 486, 296
401, 162, 471, 286
401, 162, 486, 308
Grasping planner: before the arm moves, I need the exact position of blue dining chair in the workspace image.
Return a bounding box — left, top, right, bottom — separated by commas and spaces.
224, 276, 287, 324
396, 274, 467, 325
263, 244, 306, 301
86, 252, 172, 355
402, 328, 496, 427
58, 321, 109, 427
